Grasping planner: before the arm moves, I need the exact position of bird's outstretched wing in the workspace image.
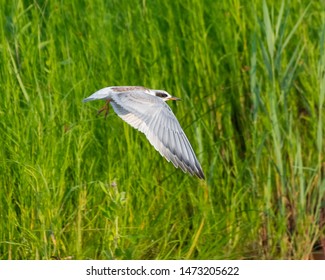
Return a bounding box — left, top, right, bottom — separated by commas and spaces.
110, 90, 205, 179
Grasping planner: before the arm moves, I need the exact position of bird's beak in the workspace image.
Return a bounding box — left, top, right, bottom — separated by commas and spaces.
168, 96, 181, 101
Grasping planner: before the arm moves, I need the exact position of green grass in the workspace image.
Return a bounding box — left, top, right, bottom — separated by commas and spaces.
0, 0, 324, 260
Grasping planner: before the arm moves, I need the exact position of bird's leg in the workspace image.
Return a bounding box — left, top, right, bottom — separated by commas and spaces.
97, 99, 111, 118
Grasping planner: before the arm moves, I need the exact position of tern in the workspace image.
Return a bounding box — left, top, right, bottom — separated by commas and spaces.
83, 86, 205, 179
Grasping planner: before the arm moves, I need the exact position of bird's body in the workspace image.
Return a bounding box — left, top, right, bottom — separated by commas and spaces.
83, 86, 205, 179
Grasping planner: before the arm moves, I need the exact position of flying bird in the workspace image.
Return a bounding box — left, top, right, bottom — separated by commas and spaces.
83, 86, 205, 179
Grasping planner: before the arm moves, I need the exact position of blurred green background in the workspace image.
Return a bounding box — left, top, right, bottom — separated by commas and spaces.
0, 0, 324, 259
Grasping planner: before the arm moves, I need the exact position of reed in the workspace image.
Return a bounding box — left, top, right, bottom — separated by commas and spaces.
0, 0, 323, 259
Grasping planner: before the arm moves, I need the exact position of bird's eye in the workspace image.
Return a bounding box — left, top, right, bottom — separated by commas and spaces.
156, 92, 168, 98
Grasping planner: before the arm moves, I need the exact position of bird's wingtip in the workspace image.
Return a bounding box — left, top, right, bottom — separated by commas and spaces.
196, 169, 205, 180
199, 173, 206, 180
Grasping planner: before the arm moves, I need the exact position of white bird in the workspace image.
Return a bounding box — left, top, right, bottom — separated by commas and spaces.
83, 86, 205, 179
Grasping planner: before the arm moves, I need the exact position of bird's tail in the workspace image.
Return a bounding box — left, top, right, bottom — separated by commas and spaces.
83, 87, 112, 102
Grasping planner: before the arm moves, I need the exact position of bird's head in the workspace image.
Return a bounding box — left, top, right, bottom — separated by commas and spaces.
149, 90, 181, 102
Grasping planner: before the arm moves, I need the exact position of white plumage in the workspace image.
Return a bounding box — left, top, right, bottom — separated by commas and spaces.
83, 86, 205, 179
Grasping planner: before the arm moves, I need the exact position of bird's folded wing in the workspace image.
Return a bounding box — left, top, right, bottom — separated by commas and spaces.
110, 91, 205, 179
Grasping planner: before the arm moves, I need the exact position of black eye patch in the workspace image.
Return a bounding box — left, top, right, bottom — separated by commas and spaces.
156, 92, 168, 98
